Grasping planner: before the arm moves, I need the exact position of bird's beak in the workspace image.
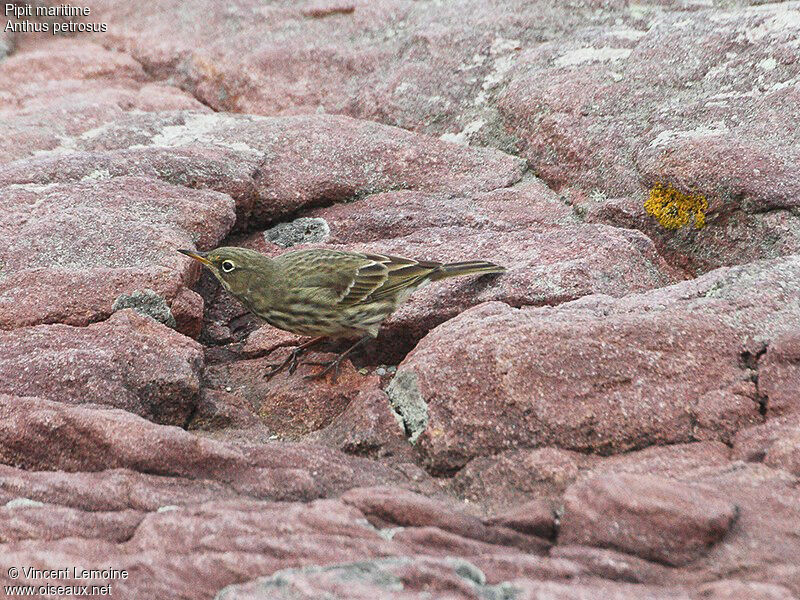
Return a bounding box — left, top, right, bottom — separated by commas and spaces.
177, 249, 213, 267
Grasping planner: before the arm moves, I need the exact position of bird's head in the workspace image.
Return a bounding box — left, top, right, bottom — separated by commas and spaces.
177, 246, 272, 295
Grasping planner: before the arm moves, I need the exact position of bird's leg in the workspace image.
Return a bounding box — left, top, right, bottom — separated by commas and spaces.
263, 336, 326, 380
303, 335, 372, 383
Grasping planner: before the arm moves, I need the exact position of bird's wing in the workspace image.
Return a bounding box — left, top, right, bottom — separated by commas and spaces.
282, 249, 440, 307
357, 253, 441, 303
281, 250, 389, 306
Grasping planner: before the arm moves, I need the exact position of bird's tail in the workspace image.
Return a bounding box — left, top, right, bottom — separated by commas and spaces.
431, 260, 506, 281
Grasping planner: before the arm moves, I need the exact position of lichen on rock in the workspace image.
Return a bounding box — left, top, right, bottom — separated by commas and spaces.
112, 289, 177, 329
644, 182, 709, 230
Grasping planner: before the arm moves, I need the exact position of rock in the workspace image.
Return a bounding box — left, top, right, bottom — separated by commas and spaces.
483, 498, 558, 541
112, 288, 177, 328
0, 111, 526, 228
263, 217, 331, 247
240, 326, 302, 358
391, 526, 544, 559
187, 389, 266, 432
0, 176, 236, 330
341, 486, 549, 554
759, 331, 800, 418
0, 37, 205, 163
307, 388, 413, 460
499, 3, 800, 273
0, 502, 143, 543
88, 0, 696, 148
558, 473, 738, 566
591, 442, 733, 480
202, 351, 375, 438
0, 394, 429, 500
169, 288, 205, 338
550, 546, 674, 585
468, 553, 582, 586
214, 556, 513, 600
392, 257, 800, 473
0, 464, 245, 512
509, 580, 693, 600
690, 580, 798, 600
0, 311, 203, 425
451, 448, 590, 511
683, 463, 800, 594
306, 183, 575, 244
732, 419, 800, 476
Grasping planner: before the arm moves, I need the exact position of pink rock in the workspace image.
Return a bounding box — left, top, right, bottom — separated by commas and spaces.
341, 486, 549, 553
509, 579, 693, 600
0, 37, 205, 163
307, 183, 575, 244
0, 394, 429, 500
0, 112, 525, 227
169, 288, 205, 338
498, 4, 800, 273
0, 464, 244, 512
690, 580, 797, 600
241, 326, 302, 357
307, 388, 413, 460
0, 38, 146, 105
558, 473, 738, 566
733, 419, 800, 477
391, 526, 536, 558
591, 441, 732, 480
203, 352, 376, 438
451, 448, 589, 511
550, 546, 674, 584
483, 498, 558, 541
470, 553, 582, 585
391, 257, 800, 472
759, 332, 800, 418
187, 389, 267, 432
0, 311, 203, 425
0, 176, 235, 330
213, 556, 496, 600
0, 502, 143, 543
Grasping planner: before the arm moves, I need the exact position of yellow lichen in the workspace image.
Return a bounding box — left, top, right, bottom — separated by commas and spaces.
644, 182, 708, 230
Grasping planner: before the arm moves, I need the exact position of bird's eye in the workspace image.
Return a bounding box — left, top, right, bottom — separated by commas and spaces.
221, 260, 235, 273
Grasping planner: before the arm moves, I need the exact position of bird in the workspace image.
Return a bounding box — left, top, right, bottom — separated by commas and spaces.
178, 246, 505, 381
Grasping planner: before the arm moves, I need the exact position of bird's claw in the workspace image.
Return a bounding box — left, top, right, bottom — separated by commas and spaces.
263, 348, 303, 380
302, 359, 342, 383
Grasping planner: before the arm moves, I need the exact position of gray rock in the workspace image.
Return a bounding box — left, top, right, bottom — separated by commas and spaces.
112, 289, 177, 329
263, 217, 330, 248
386, 370, 429, 444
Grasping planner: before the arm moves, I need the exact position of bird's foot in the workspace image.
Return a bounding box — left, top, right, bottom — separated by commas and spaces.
302, 358, 345, 383
263, 347, 305, 380
302, 335, 372, 384
262, 336, 326, 380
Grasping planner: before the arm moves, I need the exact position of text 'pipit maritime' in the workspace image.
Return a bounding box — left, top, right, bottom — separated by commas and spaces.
178, 247, 505, 380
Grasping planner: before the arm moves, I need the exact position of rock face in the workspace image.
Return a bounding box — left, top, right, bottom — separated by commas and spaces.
393, 257, 800, 473
3, 2, 800, 599
0, 311, 203, 425
559, 474, 738, 566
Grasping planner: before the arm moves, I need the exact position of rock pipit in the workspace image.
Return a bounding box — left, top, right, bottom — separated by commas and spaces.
179, 247, 505, 380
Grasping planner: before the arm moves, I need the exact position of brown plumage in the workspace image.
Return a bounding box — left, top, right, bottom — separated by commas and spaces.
178, 246, 505, 379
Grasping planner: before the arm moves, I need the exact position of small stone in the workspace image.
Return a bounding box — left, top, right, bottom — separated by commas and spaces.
112, 289, 177, 329
263, 217, 330, 248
